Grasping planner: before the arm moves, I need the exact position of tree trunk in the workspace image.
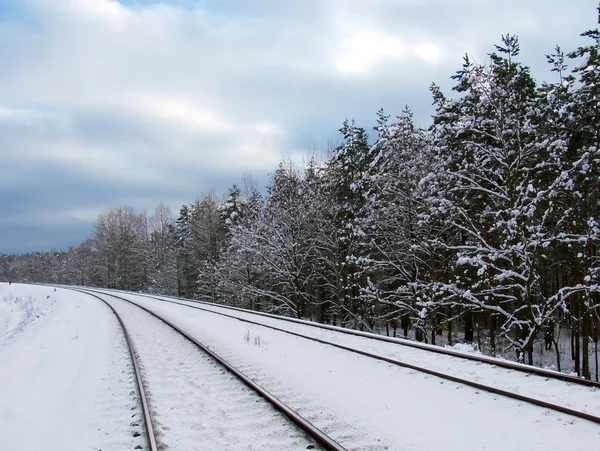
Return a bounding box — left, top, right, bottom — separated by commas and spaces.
464, 310, 474, 342
594, 324, 598, 382
526, 339, 534, 365
553, 336, 562, 373
447, 306, 453, 346
490, 313, 496, 357
415, 326, 425, 343
574, 319, 581, 376
476, 316, 482, 352
583, 310, 591, 379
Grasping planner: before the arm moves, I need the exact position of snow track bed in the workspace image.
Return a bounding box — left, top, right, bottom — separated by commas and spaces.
97, 293, 327, 451
0, 284, 143, 451
110, 291, 600, 451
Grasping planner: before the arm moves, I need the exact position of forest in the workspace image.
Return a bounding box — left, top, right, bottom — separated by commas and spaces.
2, 26, 599, 380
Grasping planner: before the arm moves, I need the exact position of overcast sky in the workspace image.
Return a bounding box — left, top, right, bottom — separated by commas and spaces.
0, 0, 597, 254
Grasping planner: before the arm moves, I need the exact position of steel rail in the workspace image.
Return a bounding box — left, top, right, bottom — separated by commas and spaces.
118, 289, 600, 389
76, 288, 346, 451
92, 289, 600, 426
76, 289, 159, 451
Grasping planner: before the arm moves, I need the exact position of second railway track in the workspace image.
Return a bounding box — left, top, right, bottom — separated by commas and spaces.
90, 288, 600, 427
137, 291, 600, 388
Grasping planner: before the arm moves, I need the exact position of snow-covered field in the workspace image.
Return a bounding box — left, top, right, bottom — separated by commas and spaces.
2, 283, 600, 450
0, 283, 143, 451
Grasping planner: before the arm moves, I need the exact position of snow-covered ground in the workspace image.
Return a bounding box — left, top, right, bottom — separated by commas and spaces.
0, 283, 143, 451
2, 283, 600, 450
115, 290, 600, 451
0, 283, 57, 344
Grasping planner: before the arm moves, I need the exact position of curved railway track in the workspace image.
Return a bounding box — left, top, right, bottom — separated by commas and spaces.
88, 291, 159, 451
88, 288, 600, 426
74, 288, 345, 451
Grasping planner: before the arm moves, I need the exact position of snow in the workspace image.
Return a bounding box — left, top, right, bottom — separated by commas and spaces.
0, 283, 144, 451
0, 283, 57, 344
114, 291, 600, 451
2, 283, 600, 450
447, 342, 481, 354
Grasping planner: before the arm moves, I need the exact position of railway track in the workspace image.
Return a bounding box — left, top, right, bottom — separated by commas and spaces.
87, 292, 159, 451
90, 288, 600, 426
75, 288, 345, 451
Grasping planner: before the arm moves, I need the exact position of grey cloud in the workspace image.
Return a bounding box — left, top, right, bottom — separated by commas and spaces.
0, 150, 252, 253
0, 223, 92, 255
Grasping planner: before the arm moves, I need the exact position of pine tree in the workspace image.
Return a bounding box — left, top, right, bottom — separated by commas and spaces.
216, 188, 265, 309
557, 25, 600, 378
426, 36, 557, 362
324, 119, 375, 329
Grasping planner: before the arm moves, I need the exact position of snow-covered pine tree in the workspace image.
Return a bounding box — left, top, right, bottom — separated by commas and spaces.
174, 203, 193, 297
324, 119, 375, 329
216, 187, 265, 309
556, 26, 600, 378
426, 36, 557, 362
300, 157, 341, 323
220, 184, 243, 230
193, 192, 227, 300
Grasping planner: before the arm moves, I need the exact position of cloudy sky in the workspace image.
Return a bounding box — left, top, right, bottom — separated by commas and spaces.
0, 0, 597, 253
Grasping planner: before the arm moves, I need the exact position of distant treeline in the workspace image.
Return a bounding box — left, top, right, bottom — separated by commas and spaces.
2, 28, 600, 379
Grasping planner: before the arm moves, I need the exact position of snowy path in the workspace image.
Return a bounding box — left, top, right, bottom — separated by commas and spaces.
136, 294, 600, 419
103, 295, 324, 450
114, 291, 600, 451
0, 284, 143, 451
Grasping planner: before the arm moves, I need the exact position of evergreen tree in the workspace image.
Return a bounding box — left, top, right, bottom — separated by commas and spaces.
426, 36, 556, 362
325, 119, 375, 329
556, 26, 600, 378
